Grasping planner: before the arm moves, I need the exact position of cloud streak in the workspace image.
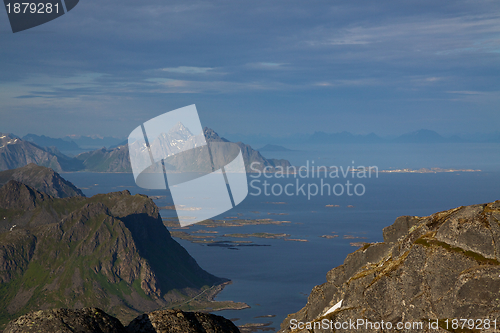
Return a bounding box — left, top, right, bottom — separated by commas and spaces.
161, 66, 214, 74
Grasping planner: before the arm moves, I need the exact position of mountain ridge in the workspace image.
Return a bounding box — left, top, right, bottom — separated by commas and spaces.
22, 134, 81, 152
0, 163, 84, 198
0, 180, 233, 328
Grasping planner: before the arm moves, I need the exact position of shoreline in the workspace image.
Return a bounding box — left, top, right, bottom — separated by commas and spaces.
207, 281, 251, 311
164, 280, 250, 313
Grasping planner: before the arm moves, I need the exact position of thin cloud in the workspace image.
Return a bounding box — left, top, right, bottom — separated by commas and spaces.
409, 76, 447, 86
246, 62, 289, 70
313, 78, 380, 87
302, 13, 500, 58
161, 66, 214, 74
145, 77, 289, 93
447, 90, 489, 95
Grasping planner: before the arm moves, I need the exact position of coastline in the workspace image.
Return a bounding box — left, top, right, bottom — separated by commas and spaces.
207, 281, 251, 311
163, 280, 250, 313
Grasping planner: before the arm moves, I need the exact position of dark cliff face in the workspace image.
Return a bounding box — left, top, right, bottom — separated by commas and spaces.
280, 201, 500, 333
0, 183, 227, 328
0, 164, 85, 198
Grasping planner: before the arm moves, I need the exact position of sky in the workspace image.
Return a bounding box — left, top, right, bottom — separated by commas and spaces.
0, 0, 499, 139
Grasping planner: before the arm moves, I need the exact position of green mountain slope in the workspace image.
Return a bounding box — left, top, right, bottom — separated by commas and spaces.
0, 182, 227, 328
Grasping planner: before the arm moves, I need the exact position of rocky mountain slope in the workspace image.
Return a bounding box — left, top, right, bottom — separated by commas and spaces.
280, 200, 500, 333
85, 126, 290, 173
0, 128, 290, 173
0, 164, 84, 198
0, 182, 228, 328
4, 308, 125, 333
75, 145, 132, 172
0, 134, 83, 172
3, 308, 240, 333
203, 127, 290, 172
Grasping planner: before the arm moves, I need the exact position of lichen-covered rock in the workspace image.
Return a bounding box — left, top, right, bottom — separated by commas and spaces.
4, 308, 240, 333
280, 201, 500, 333
126, 309, 240, 333
3, 308, 126, 333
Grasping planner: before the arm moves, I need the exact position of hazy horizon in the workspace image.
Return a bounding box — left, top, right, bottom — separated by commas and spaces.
4, 128, 500, 144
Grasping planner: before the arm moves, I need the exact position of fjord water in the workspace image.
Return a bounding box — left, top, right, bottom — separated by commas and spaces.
63, 143, 500, 330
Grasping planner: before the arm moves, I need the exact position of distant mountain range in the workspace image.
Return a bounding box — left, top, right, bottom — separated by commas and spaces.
17, 129, 500, 156
5, 128, 498, 174
21, 134, 125, 153
63, 135, 125, 150
306, 129, 463, 144
22, 134, 81, 152
225, 129, 500, 145
0, 128, 290, 173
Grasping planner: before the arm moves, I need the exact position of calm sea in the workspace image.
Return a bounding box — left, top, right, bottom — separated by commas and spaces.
63, 142, 500, 331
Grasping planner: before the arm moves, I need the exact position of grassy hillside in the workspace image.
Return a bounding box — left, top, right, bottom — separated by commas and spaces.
0, 187, 227, 328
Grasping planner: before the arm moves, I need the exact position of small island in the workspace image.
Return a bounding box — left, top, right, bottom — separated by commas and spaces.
163, 217, 311, 247
163, 217, 291, 228
320, 234, 339, 239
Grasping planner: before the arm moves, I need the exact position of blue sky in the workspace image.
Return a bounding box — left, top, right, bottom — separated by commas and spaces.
1, 0, 499, 139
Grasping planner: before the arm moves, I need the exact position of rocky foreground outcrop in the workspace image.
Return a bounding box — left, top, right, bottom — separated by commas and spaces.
3, 308, 125, 333
127, 309, 240, 333
280, 200, 500, 332
3, 308, 240, 333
